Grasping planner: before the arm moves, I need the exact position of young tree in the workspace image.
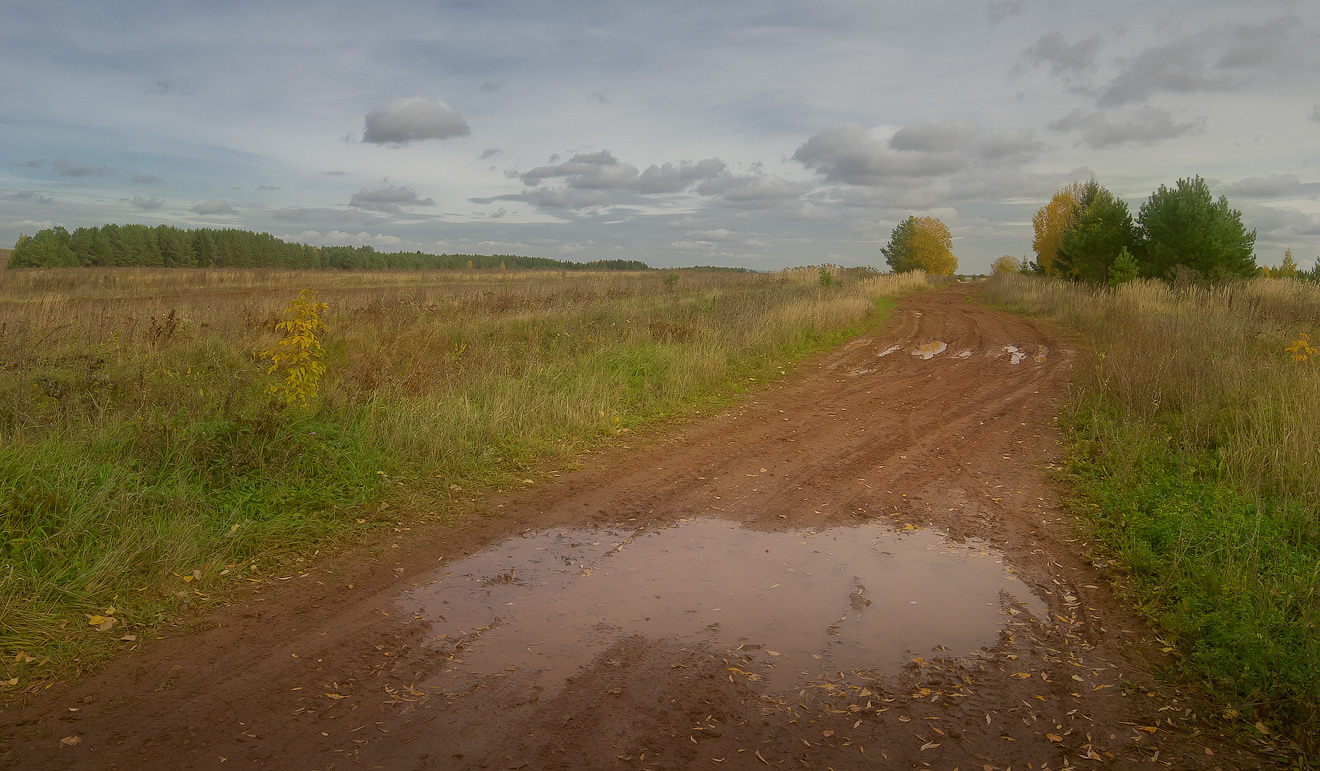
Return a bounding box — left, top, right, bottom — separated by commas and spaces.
991, 255, 1022, 275
1138, 176, 1257, 280
1278, 248, 1299, 278
1108, 248, 1140, 286
882, 216, 957, 275
1032, 181, 1088, 276
1058, 184, 1140, 284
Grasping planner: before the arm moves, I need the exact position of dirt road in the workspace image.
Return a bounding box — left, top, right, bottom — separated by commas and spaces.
1, 285, 1270, 769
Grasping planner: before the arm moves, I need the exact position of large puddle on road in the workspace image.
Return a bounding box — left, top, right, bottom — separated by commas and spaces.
400, 518, 1046, 692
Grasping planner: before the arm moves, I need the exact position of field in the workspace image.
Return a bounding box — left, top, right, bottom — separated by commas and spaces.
0, 265, 927, 679
1, 267, 1312, 768
986, 273, 1320, 748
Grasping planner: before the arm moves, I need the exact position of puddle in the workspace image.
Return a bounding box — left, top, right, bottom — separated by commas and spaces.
910, 341, 948, 359
401, 519, 1046, 692
956, 349, 973, 359
1004, 345, 1026, 365
877, 343, 904, 357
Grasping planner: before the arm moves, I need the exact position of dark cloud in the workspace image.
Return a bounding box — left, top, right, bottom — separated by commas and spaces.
1098, 18, 1299, 107
130, 196, 164, 210
17, 159, 45, 168
272, 207, 309, 220
132, 174, 162, 184
348, 183, 435, 212
488, 208, 506, 219
362, 96, 470, 145
480, 81, 504, 92
52, 157, 112, 177
6, 190, 54, 204
150, 80, 172, 95
256, 184, 280, 191
191, 200, 234, 215
1241, 203, 1320, 238
480, 148, 502, 159
520, 151, 726, 199
1222, 174, 1320, 199
1022, 32, 1100, 84
1049, 106, 1205, 148
589, 92, 611, 106
322, 170, 348, 176
986, 0, 1024, 23
792, 121, 1042, 186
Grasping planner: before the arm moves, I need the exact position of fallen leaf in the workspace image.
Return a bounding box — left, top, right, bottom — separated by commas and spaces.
87, 615, 105, 627
1047, 733, 1063, 742
59, 736, 81, 746
325, 693, 349, 700
822, 730, 835, 737
96, 617, 117, 632
920, 741, 940, 751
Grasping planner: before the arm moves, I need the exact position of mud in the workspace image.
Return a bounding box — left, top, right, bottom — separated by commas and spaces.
405, 519, 1044, 693
0, 285, 1277, 770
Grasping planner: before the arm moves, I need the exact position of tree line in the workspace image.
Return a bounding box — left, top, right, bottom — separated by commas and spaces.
1009, 175, 1317, 284
5, 224, 651, 272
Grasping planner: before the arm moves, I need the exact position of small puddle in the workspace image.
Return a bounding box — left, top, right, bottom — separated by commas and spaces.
1004, 345, 1026, 365
911, 341, 948, 360
877, 344, 904, 357
956, 349, 973, 359
401, 519, 1045, 692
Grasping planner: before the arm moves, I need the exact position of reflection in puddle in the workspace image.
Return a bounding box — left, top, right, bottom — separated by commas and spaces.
401, 519, 1046, 692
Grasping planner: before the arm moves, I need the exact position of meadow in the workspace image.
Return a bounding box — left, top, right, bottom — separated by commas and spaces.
0, 265, 929, 686
986, 273, 1320, 749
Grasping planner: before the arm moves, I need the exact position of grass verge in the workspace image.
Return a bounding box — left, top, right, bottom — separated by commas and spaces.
985, 273, 1319, 755
0, 266, 927, 692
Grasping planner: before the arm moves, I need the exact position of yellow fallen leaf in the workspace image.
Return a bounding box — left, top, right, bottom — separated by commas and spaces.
181, 575, 194, 583
822, 730, 834, 737
1047, 733, 1063, 742
4, 677, 17, 686
325, 693, 349, 700
88, 615, 105, 626
1138, 726, 1158, 733
104, 607, 117, 616
920, 741, 940, 751
60, 736, 81, 746
1254, 722, 1269, 735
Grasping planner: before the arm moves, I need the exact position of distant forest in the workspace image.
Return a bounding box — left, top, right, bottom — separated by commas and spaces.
5, 224, 651, 272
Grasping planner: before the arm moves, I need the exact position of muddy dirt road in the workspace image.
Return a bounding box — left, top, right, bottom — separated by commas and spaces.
2, 285, 1270, 769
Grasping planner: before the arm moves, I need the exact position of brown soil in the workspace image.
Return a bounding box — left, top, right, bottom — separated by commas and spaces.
0, 285, 1276, 769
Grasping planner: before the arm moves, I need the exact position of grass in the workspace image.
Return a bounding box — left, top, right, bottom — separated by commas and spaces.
984, 273, 1320, 754
0, 265, 929, 690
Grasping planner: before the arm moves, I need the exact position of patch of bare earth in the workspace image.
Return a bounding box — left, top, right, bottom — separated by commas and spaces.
1, 286, 1275, 769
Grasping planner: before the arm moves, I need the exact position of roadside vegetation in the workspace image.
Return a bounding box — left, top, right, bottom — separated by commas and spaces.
987, 271, 1320, 751
0, 265, 928, 690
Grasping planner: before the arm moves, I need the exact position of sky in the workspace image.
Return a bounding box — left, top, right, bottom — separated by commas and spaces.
2, 0, 1319, 272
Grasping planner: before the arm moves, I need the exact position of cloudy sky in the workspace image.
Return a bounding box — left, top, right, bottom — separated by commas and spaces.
3, 0, 1318, 272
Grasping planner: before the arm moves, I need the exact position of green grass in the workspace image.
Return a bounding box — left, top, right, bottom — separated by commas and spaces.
0, 267, 926, 690
986, 273, 1320, 755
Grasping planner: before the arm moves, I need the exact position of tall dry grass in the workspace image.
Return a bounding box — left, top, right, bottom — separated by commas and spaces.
0, 266, 928, 685
986, 272, 1320, 749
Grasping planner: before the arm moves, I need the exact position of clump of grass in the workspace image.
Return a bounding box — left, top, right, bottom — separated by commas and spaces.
986, 273, 1320, 752
0, 266, 929, 689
